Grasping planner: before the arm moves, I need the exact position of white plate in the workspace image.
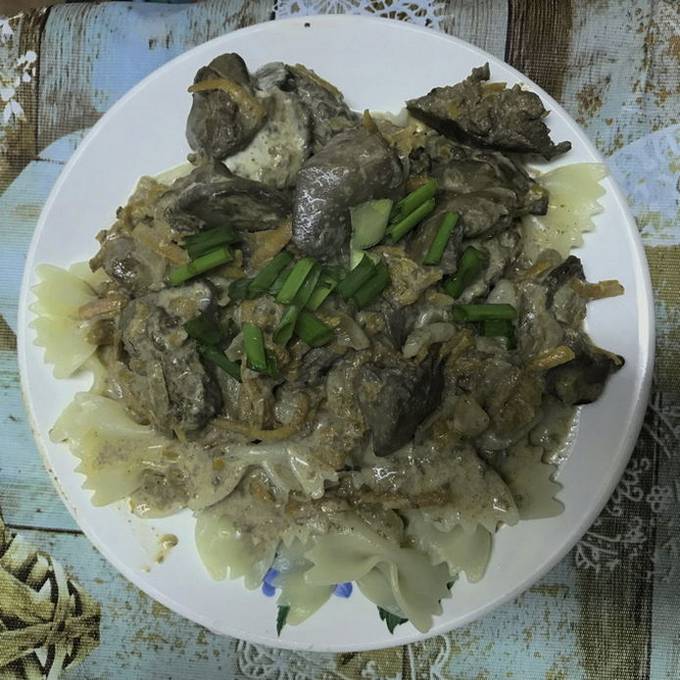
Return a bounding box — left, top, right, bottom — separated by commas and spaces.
17, 16, 654, 651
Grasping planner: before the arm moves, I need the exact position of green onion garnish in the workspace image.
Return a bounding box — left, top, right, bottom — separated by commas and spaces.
387, 198, 436, 243
337, 254, 376, 300
184, 314, 222, 346
306, 269, 339, 311
242, 322, 269, 372
168, 246, 233, 286
423, 212, 459, 265
198, 345, 241, 382
269, 263, 293, 295
443, 247, 488, 299
229, 277, 254, 301
293, 264, 321, 306
295, 311, 334, 347
353, 261, 390, 309
273, 304, 301, 346
185, 226, 239, 259
482, 318, 516, 349
390, 179, 437, 224
248, 251, 293, 296
452, 304, 517, 322
276, 257, 317, 304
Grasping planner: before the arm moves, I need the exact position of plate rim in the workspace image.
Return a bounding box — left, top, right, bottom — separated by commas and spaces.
17, 14, 655, 652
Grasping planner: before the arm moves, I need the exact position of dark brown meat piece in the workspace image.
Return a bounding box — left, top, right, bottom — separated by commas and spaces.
119, 283, 222, 433
357, 354, 444, 456
292, 127, 405, 261
158, 160, 291, 233
91, 235, 165, 295
254, 62, 357, 151
546, 329, 624, 405
186, 53, 267, 160
407, 64, 571, 160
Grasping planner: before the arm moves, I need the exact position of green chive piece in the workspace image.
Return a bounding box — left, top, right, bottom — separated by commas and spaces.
248, 251, 293, 296
293, 264, 321, 306
423, 212, 459, 265
353, 261, 390, 309
482, 318, 516, 349
295, 311, 334, 347
276, 257, 317, 304
242, 322, 269, 372
269, 264, 293, 295
198, 345, 241, 382
390, 179, 437, 224
387, 198, 436, 243
229, 277, 255, 301
336, 254, 376, 300
452, 304, 517, 322
185, 226, 239, 259
350, 198, 393, 249
184, 314, 222, 346
273, 304, 301, 346
443, 247, 488, 299
168, 246, 232, 286
306, 269, 339, 311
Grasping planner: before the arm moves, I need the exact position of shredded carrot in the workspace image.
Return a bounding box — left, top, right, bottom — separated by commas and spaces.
528, 345, 576, 371
571, 278, 625, 300
189, 78, 265, 123
211, 418, 299, 442
78, 296, 124, 320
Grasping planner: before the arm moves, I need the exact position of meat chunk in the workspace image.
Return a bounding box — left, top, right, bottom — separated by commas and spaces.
546, 330, 624, 405
292, 127, 405, 260
158, 160, 291, 233
254, 62, 357, 151
225, 87, 312, 188
407, 64, 571, 160
357, 354, 444, 456
119, 284, 222, 433
91, 235, 166, 295
186, 53, 267, 159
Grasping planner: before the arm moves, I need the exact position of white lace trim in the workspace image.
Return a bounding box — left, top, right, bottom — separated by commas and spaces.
274, 0, 442, 29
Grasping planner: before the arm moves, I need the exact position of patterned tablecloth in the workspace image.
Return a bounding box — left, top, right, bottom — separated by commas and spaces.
0, 1, 678, 678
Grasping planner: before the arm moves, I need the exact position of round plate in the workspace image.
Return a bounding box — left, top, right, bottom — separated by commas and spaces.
18, 15, 654, 651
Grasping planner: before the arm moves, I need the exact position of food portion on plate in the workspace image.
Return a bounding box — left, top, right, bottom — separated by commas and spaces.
32, 54, 625, 634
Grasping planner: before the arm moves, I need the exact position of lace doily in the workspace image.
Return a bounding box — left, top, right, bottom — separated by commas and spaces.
274, 0, 442, 28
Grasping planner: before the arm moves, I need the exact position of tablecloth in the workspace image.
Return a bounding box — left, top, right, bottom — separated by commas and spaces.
0, 1, 678, 678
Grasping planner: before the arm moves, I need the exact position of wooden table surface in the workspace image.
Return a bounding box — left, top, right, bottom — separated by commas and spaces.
1, 1, 679, 678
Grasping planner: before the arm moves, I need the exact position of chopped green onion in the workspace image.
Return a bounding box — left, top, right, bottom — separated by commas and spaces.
185, 226, 239, 259
390, 179, 437, 224
273, 304, 301, 346
306, 269, 339, 311
423, 212, 459, 265
482, 318, 516, 349
452, 304, 517, 322
337, 254, 376, 300
276, 257, 317, 304
387, 198, 436, 243
168, 246, 232, 286
293, 264, 321, 307
443, 247, 488, 299
353, 261, 390, 309
248, 251, 293, 295
295, 311, 334, 347
269, 264, 293, 295
350, 198, 393, 249
242, 322, 269, 372
229, 277, 255, 301
184, 314, 222, 346
198, 345, 241, 382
